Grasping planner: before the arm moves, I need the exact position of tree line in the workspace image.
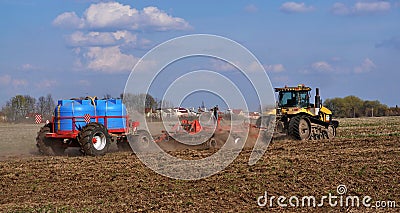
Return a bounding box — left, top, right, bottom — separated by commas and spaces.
122, 93, 174, 113
1, 93, 398, 122
0, 93, 173, 123
1, 94, 55, 122
323, 95, 399, 118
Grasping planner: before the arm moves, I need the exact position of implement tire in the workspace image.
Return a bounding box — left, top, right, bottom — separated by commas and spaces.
78, 122, 111, 156
135, 130, 151, 148
36, 124, 65, 156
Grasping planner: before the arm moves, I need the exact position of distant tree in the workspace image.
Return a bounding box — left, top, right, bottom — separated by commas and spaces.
362, 100, 387, 117
103, 94, 112, 99
2, 95, 36, 122
145, 94, 157, 110
342, 96, 364, 117
24, 95, 36, 115
157, 99, 174, 109
324, 97, 345, 117
123, 93, 158, 114
36, 94, 55, 119
324, 96, 388, 118
37, 96, 46, 116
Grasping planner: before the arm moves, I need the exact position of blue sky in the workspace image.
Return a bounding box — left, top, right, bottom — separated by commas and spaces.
1, 0, 400, 109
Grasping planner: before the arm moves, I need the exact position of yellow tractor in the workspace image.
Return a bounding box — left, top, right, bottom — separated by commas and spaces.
259, 84, 339, 140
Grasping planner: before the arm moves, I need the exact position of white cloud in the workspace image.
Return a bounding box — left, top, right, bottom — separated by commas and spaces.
0, 75, 28, 88
0, 75, 11, 85
264, 64, 286, 73
84, 2, 138, 29
354, 1, 391, 13
311, 61, 334, 72
247, 61, 265, 73
354, 58, 376, 73
211, 59, 237, 72
331, 1, 391, 16
67, 30, 138, 47
83, 46, 139, 73
140, 6, 191, 31
54, 2, 190, 74
304, 58, 376, 74
280, 2, 315, 13
54, 2, 191, 31
53, 12, 85, 29
244, 4, 258, 13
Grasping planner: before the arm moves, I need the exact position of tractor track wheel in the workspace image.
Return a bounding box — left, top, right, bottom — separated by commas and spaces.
36, 124, 65, 156
288, 116, 311, 140
327, 125, 336, 139
78, 122, 111, 156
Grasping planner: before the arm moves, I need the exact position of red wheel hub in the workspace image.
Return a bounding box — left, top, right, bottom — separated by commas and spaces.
92, 137, 97, 144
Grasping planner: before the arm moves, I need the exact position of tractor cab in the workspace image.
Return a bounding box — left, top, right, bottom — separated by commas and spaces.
276, 84, 311, 109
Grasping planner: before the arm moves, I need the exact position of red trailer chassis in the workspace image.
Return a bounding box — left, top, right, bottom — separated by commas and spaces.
45, 115, 139, 139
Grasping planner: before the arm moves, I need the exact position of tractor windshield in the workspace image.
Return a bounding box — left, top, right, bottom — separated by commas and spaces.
278, 91, 309, 107
278, 91, 297, 107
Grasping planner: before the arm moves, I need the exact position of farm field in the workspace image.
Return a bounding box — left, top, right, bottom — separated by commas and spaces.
0, 117, 399, 212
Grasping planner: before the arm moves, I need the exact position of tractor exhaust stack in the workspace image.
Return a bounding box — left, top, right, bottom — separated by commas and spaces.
315, 88, 320, 108
315, 88, 321, 115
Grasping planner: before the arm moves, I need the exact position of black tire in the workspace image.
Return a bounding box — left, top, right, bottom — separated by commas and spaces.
135, 130, 151, 148
128, 130, 152, 153
206, 138, 217, 149
36, 124, 65, 156
117, 138, 132, 152
77, 123, 111, 156
288, 116, 311, 140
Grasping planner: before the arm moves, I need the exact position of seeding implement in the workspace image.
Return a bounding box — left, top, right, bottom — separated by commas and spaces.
153, 114, 248, 149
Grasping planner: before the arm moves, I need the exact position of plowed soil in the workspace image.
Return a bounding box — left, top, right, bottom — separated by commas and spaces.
0, 117, 399, 212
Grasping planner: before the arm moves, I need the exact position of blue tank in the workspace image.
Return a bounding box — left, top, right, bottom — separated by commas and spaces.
54, 100, 96, 132
95, 99, 127, 130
